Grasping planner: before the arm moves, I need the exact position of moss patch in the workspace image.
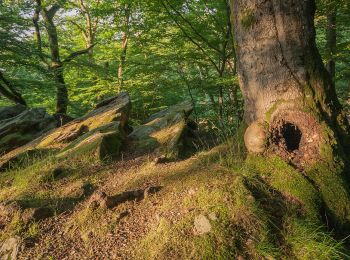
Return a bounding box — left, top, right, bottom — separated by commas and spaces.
241, 10, 256, 30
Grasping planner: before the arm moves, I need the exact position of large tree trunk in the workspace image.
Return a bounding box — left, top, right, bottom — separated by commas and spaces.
232, 0, 350, 233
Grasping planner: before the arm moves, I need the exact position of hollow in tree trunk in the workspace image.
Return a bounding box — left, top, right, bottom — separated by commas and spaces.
232, 0, 350, 233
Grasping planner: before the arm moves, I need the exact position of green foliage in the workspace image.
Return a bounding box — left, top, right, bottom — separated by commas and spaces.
316, 0, 350, 109
0, 0, 244, 132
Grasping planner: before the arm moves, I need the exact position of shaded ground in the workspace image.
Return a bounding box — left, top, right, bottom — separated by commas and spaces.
0, 143, 349, 259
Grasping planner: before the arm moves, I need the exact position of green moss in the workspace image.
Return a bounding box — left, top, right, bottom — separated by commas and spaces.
0, 211, 40, 242
0, 132, 34, 154
244, 155, 322, 220
306, 162, 350, 232
58, 125, 125, 162
241, 11, 256, 30
245, 152, 350, 234
264, 99, 287, 122
135, 137, 159, 152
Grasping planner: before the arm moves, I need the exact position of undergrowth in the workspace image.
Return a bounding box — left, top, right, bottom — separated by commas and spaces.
0, 133, 349, 259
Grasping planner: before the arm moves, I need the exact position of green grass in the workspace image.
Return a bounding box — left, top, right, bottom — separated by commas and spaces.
0, 140, 348, 259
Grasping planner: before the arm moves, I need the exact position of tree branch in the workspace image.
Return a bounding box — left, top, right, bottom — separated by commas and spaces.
163, 0, 223, 54
0, 71, 27, 106
160, 0, 220, 72
63, 44, 96, 63
47, 4, 61, 20
33, 4, 49, 66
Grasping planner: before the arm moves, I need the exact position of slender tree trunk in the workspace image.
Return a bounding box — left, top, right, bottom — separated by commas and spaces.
39, 2, 69, 114
118, 4, 131, 89
218, 86, 224, 119
79, 0, 98, 59
325, 9, 337, 84
197, 65, 218, 115
233, 0, 350, 232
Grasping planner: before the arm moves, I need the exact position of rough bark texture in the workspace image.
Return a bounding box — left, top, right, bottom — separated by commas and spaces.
34, 1, 69, 114
233, 0, 349, 161
42, 6, 68, 114
233, 0, 350, 233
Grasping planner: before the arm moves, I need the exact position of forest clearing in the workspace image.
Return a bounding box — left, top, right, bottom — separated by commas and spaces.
0, 0, 350, 259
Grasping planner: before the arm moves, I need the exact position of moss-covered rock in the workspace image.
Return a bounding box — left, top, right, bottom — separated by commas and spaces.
0, 93, 131, 169
0, 105, 26, 121
0, 108, 57, 155
57, 122, 126, 162
37, 92, 131, 149
129, 101, 196, 159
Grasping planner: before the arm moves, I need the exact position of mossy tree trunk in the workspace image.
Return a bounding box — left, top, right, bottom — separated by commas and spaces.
34, 1, 95, 115
232, 0, 350, 233
40, 4, 68, 115
34, 1, 68, 114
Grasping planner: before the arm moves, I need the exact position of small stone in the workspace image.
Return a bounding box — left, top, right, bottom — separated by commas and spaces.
188, 189, 196, 195
194, 215, 212, 235
0, 236, 21, 260
244, 121, 267, 153
89, 191, 113, 209
153, 156, 168, 165
0, 202, 21, 220
208, 212, 217, 221
118, 211, 129, 221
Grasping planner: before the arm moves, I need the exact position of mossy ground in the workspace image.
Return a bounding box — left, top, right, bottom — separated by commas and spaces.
0, 141, 349, 259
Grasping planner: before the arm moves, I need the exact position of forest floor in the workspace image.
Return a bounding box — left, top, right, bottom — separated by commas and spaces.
0, 140, 349, 259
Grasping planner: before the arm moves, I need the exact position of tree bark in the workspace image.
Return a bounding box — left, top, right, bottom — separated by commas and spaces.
118, 3, 131, 89
37, 2, 69, 114
233, 0, 350, 232
78, 0, 99, 59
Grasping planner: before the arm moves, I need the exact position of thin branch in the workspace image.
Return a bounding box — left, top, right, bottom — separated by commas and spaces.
63, 44, 96, 63
68, 20, 87, 36
164, 0, 223, 54
0, 71, 27, 106
160, 0, 220, 72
